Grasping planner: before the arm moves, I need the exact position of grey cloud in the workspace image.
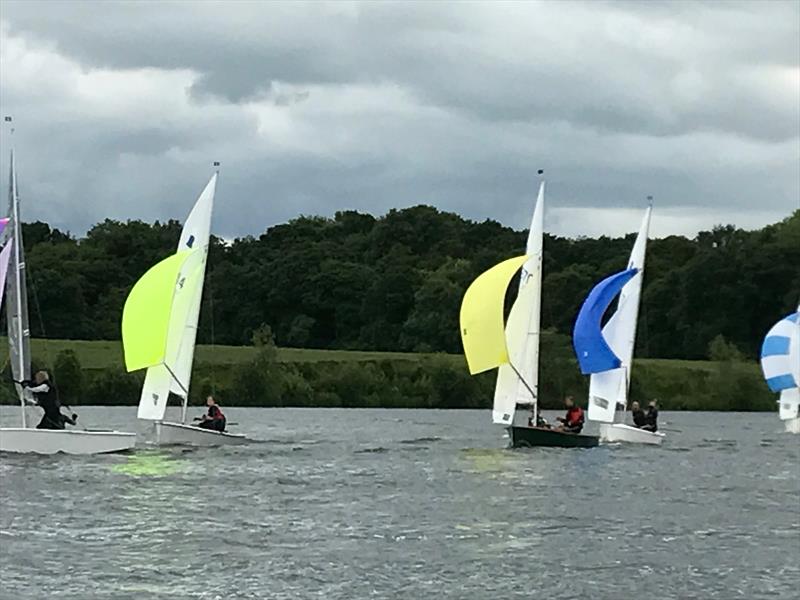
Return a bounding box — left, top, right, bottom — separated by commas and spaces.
0, 0, 797, 240
5, 1, 798, 141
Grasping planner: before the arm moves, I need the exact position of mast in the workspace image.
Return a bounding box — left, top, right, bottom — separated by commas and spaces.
4, 117, 31, 427
521, 170, 545, 419
492, 169, 545, 424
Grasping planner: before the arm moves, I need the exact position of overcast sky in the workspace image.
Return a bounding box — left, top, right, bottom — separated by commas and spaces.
0, 0, 798, 240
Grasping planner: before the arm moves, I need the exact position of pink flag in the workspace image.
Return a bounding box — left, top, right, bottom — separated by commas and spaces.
0, 217, 8, 237
0, 238, 12, 309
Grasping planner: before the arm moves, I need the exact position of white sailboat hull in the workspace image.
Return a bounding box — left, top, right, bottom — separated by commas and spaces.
153, 421, 249, 446
599, 423, 665, 445
784, 417, 800, 434
0, 428, 136, 455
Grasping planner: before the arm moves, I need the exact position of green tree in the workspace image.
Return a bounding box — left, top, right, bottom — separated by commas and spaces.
53, 349, 83, 403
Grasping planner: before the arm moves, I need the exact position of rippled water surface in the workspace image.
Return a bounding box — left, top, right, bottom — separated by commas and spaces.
1, 407, 798, 599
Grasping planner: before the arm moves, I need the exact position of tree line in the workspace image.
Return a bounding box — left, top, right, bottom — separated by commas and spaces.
13, 206, 800, 361
0, 328, 774, 412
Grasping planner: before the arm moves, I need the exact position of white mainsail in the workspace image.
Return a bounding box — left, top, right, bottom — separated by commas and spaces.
492, 181, 544, 424
587, 206, 651, 423
4, 149, 31, 427
137, 173, 217, 422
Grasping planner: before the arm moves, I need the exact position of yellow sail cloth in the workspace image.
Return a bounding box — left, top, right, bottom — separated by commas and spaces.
459, 255, 530, 375
122, 250, 194, 372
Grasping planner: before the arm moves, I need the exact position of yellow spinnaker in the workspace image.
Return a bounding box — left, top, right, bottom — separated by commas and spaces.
122, 250, 194, 372
459, 255, 530, 375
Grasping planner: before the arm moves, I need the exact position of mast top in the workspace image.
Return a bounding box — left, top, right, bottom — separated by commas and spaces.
647, 195, 654, 207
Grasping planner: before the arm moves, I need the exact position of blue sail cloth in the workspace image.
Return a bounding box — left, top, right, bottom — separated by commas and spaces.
573, 268, 638, 375
760, 312, 798, 392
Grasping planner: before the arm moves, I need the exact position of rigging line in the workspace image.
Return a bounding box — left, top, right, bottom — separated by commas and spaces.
509, 361, 536, 398
164, 362, 189, 398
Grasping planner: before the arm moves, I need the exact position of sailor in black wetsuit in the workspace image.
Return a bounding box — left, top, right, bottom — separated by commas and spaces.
195, 396, 226, 432
631, 401, 647, 428
641, 400, 659, 432
23, 371, 77, 430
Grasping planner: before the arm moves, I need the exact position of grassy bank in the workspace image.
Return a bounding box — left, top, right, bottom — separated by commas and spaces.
0, 336, 775, 411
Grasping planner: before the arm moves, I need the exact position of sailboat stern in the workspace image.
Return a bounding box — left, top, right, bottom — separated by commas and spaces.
598, 423, 664, 445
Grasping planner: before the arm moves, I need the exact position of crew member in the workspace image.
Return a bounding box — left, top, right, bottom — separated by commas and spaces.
23, 371, 77, 430
631, 401, 647, 428
196, 396, 226, 432
642, 400, 659, 432
556, 396, 584, 433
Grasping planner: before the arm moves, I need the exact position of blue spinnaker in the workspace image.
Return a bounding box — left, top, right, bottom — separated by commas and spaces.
573, 268, 638, 374
760, 312, 798, 392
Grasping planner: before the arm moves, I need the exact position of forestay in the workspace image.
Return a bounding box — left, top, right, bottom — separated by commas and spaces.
493, 182, 544, 425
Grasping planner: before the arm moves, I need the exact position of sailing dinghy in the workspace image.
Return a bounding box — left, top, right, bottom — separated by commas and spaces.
760, 304, 800, 434
460, 176, 598, 448
121, 169, 247, 447
0, 145, 135, 454
572, 206, 663, 445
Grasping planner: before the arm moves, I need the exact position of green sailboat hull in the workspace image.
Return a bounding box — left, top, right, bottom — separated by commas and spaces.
508, 426, 599, 448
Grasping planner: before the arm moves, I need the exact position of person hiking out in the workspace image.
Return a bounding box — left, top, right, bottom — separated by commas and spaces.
22, 371, 77, 430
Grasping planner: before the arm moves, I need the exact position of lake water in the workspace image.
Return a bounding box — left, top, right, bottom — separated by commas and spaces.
0, 407, 798, 599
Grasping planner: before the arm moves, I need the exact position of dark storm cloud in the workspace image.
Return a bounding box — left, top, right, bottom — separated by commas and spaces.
0, 0, 798, 239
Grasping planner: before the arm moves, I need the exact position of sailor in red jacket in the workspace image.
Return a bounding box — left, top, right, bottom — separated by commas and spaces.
556, 396, 584, 433
195, 396, 227, 432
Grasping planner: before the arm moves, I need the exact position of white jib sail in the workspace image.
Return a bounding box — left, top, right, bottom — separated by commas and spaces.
492, 181, 544, 425
137, 173, 217, 422
588, 206, 651, 423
